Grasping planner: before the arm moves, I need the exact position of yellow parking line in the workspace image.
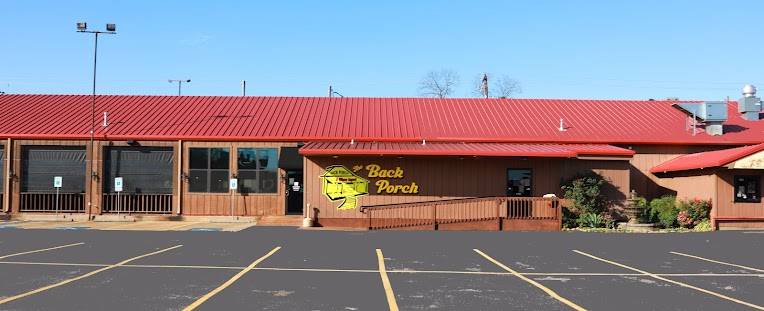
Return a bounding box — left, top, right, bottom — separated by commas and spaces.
0, 244, 182, 305
670, 251, 764, 273
0, 242, 84, 260
376, 249, 400, 311
183, 246, 281, 311
574, 250, 764, 310
475, 249, 586, 311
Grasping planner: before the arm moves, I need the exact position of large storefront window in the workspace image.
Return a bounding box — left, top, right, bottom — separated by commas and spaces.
103, 147, 173, 194
734, 175, 761, 203
237, 148, 278, 193
189, 148, 229, 193
22, 146, 86, 193
507, 169, 532, 197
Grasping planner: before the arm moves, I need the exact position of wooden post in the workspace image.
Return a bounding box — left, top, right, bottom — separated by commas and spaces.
3, 138, 10, 213
432, 204, 438, 230
176, 140, 183, 215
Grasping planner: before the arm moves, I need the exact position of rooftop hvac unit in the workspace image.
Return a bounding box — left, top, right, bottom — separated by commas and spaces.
739, 84, 761, 121
674, 101, 728, 136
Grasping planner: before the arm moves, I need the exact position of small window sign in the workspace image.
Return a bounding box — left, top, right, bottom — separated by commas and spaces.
114, 177, 124, 192
53, 176, 63, 188
229, 178, 238, 190
292, 182, 300, 191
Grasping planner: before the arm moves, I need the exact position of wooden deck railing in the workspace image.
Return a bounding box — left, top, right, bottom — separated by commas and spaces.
360, 197, 565, 230
20, 192, 85, 213
102, 193, 173, 214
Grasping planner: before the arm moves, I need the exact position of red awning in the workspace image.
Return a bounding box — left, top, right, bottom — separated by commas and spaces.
299, 141, 635, 158
650, 143, 764, 173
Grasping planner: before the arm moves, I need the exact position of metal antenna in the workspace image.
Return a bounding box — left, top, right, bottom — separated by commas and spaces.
241, 80, 246, 96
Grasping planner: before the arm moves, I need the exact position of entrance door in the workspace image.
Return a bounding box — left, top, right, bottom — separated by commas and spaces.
507, 169, 533, 218
285, 170, 304, 214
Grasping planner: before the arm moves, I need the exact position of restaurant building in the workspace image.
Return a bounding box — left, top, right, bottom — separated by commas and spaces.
0, 87, 762, 230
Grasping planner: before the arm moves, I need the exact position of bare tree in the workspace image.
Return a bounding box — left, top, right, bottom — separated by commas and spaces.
419, 69, 460, 98
472, 73, 522, 98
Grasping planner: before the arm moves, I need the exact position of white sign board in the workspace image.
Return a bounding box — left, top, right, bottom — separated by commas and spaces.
292, 182, 300, 191
114, 177, 124, 192
53, 176, 63, 188
229, 178, 238, 190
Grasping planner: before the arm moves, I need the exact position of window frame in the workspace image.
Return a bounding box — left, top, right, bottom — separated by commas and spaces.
506, 168, 533, 197
188, 147, 230, 193
733, 175, 761, 203
236, 148, 278, 194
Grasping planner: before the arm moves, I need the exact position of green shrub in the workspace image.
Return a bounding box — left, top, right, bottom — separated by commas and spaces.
693, 219, 712, 232
562, 173, 608, 217
577, 213, 604, 228
648, 196, 678, 228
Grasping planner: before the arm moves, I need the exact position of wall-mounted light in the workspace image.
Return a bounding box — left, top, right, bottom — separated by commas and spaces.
127, 140, 140, 146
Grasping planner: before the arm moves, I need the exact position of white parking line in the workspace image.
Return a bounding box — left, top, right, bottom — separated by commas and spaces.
574, 250, 764, 311
182, 246, 281, 311
475, 249, 587, 311
0, 242, 84, 260
670, 251, 764, 273
0, 245, 183, 305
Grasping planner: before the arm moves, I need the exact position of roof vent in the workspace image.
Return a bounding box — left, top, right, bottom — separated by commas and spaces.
675, 101, 728, 136
739, 84, 762, 121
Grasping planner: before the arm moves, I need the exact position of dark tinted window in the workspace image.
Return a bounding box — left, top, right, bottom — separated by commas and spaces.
507, 169, 532, 197
734, 175, 761, 203
103, 147, 173, 194
189, 148, 229, 193
237, 148, 277, 193
22, 146, 86, 193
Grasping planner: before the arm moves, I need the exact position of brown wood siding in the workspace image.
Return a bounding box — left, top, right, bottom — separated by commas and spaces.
562, 158, 630, 207
181, 141, 297, 216
304, 156, 630, 220
715, 169, 764, 219
625, 145, 728, 199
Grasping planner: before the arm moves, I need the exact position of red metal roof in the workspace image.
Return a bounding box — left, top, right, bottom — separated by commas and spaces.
299, 141, 635, 157
650, 143, 764, 173
1, 95, 763, 145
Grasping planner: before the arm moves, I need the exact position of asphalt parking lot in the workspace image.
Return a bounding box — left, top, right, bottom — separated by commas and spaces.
0, 224, 762, 311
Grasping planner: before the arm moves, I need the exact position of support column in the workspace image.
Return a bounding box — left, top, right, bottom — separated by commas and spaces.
176, 140, 183, 215
3, 138, 11, 213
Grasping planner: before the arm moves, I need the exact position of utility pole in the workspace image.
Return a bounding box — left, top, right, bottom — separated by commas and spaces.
328, 85, 343, 98
168, 79, 191, 96
481, 73, 489, 99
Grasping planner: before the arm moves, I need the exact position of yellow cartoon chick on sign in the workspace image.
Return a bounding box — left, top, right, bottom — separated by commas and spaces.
320, 165, 369, 209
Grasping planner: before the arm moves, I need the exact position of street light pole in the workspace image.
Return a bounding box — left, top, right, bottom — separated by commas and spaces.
77, 22, 116, 217
168, 79, 191, 96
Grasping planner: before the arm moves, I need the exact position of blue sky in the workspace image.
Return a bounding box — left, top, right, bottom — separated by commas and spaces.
1, 1, 762, 100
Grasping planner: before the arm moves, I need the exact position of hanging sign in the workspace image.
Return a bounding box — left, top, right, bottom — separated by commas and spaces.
114, 177, 124, 192
53, 176, 63, 188
229, 178, 238, 190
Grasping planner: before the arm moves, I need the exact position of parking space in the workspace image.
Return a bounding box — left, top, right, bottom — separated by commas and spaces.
0, 228, 762, 310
